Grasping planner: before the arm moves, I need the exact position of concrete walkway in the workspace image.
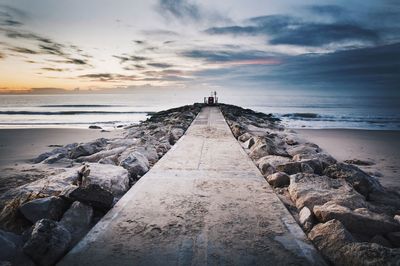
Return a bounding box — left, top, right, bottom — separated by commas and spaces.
59, 107, 325, 266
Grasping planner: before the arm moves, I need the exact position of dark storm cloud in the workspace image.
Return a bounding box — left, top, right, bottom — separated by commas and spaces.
206, 13, 380, 47
147, 62, 173, 68
195, 43, 400, 91
181, 49, 279, 62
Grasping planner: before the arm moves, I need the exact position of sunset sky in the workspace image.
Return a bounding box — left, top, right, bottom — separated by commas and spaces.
0, 0, 399, 94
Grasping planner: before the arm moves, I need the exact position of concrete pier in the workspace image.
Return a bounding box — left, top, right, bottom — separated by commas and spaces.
59, 107, 325, 266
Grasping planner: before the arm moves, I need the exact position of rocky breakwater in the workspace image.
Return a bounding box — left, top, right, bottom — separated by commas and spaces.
0, 104, 201, 266
220, 103, 400, 266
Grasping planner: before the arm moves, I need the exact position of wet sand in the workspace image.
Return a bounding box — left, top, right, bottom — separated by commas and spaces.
0, 128, 122, 168
296, 129, 400, 191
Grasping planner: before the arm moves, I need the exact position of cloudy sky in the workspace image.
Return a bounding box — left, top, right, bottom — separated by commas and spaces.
0, 0, 399, 94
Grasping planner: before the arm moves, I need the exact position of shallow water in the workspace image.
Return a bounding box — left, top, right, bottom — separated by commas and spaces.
0, 93, 399, 130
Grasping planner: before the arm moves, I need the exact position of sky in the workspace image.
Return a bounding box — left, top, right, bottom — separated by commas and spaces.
0, 0, 399, 95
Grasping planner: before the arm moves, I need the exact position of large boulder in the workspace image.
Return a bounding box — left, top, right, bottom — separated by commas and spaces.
63, 184, 114, 211
324, 163, 383, 197
308, 219, 354, 263
69, 138, 108, 159
60, 201, 93, 246
249, 137, 288, 160
288, 173, 366, 210
230, 123, 245, 138
287, 143, 321, 158
79, 163, 129, 197
256, 155, 291, 176
266, 172, 290, 188
169, 128, 184, 145
313, 202, 400, 236
308, 219, 400, 266
33, 143, 78, 163
23, 219, 71, 266
119, 151, 149, 180
19, 196, 69, 224
132, 145, 159, 165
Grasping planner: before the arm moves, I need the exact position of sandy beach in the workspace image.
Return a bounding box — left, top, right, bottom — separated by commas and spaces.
0, 128, 123, 168
296, 129, 400, 191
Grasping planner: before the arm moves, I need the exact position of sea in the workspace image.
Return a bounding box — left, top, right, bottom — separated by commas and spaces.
0, 92, 399, 130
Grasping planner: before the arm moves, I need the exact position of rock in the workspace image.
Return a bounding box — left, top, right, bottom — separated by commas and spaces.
32, 152, 53, 164
287, 143, 320, 157
238, 132, 252, 142
309, 220, 400, 266
249, 137, 288, 160
60, 202, 93, 246
344, 159, 374, 166
119, 151, 149, 180
340, 242, 400, 266
230, 123, 245, 138
308, 219, 354, 264
276, 162, 302, 175
66, 184, 114, 211
370, 235, 392, 248
324, 163, 383, 197
33, 144, 78, 163
395, 215, 400, 224
155, 141, 171, 156
88, 125, 102, 129
386, 232, 400, 247
78, 163, 129, 196
288, 173, 366, 210
76, 147, 126, 163
266, 172, 290, 188
42, 153, 66, 164
299, 206, 314, 232
313, 202, 400, 236
107, 138, 138, 149
243, 137, 256, 149
19, 196, 69, 223
133, 145, 159, 165
69, 138, 108, 159
256, 155, 291, 176
98, 156, 117, 165
23, 219, 71, 266
0, 229, 22, 261
168, 128, 184, 145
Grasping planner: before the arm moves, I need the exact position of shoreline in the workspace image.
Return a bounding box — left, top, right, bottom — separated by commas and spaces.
0, 128, 123, 168
295, 128, 400, 191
